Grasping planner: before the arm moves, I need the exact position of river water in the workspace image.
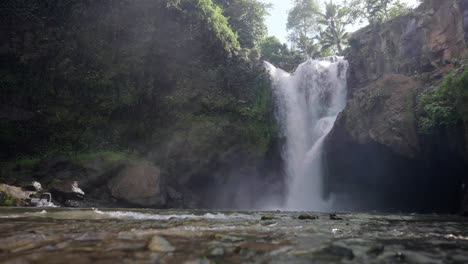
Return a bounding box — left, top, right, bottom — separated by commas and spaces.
1, 207, 467, 263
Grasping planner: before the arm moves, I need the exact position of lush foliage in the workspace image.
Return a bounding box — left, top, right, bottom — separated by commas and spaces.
314, 1, 358, 55
213, 0, 271, 49
284, 0, 413, 58
286, 0, 359, 57
418, 70, 468, 134
286, 0, 321, 56
348, 0, 412, 24
259, 36, 305, 72
0, 0, 278, 185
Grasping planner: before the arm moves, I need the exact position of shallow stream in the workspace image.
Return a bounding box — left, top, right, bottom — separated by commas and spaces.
1, 208, 467, 263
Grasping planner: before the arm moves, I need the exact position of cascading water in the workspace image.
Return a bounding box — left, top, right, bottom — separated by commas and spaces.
265, 57, 348, 211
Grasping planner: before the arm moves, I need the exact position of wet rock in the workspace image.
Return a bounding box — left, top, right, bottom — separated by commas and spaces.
260, 220, 276, 226
261, 215, 275, 220
298, 213, 318, 220
238, 248, 256, 259
404, 251, 443, 264
367, 244, 385, 256
394, 251, 406, 261
108, 163, 166, 207
183, 258, 211, 264
0, 184, 32, 206
23, 181, 43, 192
209, 247, 224, 256
315, 245, 354, 260
148, 235, 175, 252
329, 213, 343, 220
49, 179, 85, 202
63, 200, 84, 207
213, 233, 244, 242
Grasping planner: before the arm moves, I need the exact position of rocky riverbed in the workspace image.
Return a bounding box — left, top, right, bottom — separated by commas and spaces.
0, 208, 467, 263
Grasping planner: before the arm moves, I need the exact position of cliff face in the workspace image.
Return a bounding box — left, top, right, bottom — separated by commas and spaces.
347, 0, 467, 96
325, 0, 468, 213
0, 0, 283, 208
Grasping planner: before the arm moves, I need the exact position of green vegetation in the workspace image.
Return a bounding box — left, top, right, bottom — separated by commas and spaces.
282, 0, 413, 58
287, 0, 321, 56
213, 0, 271, 49
418, 70, 468, 134
0, 0, 278, 183
0, 192, 15, 206
259, 36, 305, 72
348, 0, 412, 24
73, 151, 142, 166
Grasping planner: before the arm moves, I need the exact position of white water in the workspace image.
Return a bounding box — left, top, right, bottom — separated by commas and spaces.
265, 57, 348, 211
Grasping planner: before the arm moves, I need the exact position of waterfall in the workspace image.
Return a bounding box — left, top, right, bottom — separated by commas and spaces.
265, 57, 348, 211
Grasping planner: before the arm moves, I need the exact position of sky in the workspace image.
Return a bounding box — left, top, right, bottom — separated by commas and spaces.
260, 0, 421, 45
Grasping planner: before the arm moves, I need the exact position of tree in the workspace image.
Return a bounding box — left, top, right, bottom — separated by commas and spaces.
213, 0, 272, 49
348, 0, 411, 24
286, 0, 320, 56
314, 1, 357, 55
259, 36, 305, 72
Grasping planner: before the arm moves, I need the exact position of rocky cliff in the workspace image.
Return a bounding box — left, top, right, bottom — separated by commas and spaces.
0, 0, 283, 209
325, 0, 468, 213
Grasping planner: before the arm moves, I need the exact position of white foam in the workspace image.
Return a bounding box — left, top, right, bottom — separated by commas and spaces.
93, 209, 254, 220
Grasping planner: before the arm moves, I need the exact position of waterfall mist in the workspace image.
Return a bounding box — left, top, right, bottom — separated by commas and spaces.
266, 57, 348, 211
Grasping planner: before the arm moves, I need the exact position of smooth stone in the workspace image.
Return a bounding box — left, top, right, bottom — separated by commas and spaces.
260, 220, 277, 226
209, 247, 224, 256
261, 215, 275, 220
329, 213, 343, 220
298, 214, 318, 220
148, 235, 175, 252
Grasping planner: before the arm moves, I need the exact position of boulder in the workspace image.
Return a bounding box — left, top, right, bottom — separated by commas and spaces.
108, 164, 166, 207
331, 74, 421, 158
0, 184, 33, 206
49, 179, 85, 202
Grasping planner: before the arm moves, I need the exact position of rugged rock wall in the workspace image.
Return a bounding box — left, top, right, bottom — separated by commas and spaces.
346, 0, 467, 96
325, 0, 468, 213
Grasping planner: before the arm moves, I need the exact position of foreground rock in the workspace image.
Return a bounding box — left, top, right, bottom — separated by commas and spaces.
108, 164, 166, 207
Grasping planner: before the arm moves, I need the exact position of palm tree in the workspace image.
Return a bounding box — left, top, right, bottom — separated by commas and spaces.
314, 1, 353, 55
